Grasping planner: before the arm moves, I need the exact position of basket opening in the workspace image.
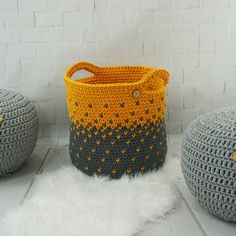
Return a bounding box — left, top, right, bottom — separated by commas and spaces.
73, 68, 149, 85
71, 70, 95, 80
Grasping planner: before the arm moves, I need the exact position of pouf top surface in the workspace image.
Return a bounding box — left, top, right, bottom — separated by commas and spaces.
196, 107, 236, 133
187, 107, 236, 160
0, 89, 33, 126
0, 89, 27, 110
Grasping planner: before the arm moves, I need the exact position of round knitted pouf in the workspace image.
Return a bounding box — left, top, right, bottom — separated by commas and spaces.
181, 107, 236, 222
0, 89, 39, 175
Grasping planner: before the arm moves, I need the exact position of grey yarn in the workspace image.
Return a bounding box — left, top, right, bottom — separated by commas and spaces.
181, 107, 236, 222
0, 89, 39, 175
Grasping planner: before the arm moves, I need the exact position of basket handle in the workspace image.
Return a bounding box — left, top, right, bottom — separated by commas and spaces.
149, 69, 169, 86
65, 62, 99, 79
144, 68, 169, 86
142, 68, 169, 94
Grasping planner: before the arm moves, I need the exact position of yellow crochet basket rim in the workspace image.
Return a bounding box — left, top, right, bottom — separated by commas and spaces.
64, 62, 169, 89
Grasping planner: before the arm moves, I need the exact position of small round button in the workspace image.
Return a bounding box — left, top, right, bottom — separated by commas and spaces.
0, 113, 4, 124
133, 90, 141, 98
232, 152, 236, 162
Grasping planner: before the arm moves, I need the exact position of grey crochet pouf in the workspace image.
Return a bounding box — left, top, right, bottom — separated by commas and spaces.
181, 107, 236, 222
0, 89, 39, 175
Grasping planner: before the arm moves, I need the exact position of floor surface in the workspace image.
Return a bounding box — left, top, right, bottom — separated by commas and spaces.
0, 134, 235, 236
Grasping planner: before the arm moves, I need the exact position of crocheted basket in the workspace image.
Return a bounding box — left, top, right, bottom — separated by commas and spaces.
0, 89, 39, 175
64, 62, 169, 179
181, 107, 236, 222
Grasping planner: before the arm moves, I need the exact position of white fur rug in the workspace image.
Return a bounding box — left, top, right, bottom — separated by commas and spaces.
0, 159, 180, 236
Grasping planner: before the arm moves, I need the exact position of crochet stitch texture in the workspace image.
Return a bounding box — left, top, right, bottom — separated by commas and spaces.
64, 62, 169, 178
182, 107, 236, 222
0, 89, 38, 175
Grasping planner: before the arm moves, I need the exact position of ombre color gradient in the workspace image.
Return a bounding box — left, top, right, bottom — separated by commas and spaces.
65, 62, 169, 178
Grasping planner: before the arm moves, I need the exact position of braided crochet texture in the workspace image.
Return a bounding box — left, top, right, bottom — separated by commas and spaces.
0, 89, 38, 175
64, 62, 169, 179
181, 107, 236, 222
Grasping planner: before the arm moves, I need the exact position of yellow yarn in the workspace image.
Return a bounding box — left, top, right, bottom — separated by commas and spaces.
64, 62, 169, 129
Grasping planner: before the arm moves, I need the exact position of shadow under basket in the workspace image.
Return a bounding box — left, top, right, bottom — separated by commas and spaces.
64, 61, 169, 179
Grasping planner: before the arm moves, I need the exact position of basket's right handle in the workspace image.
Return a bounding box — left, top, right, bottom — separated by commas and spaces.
149, 69, 169, 86
65, 62, 99, 79
143, 68, 169, 94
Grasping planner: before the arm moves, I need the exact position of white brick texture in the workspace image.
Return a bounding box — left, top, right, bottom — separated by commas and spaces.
141, 0, 170, 10
21, 29, 49, 42
0, 0, 18, 11
1, 0, 236, 136
5, 12, 34, 28
35, 12, 63, 27
18, 0, 47, 11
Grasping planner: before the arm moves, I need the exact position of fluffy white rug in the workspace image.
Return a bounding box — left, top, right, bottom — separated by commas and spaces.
0, 159, 180, 236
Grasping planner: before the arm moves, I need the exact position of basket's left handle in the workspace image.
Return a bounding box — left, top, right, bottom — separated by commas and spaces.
65, 62, 99, 79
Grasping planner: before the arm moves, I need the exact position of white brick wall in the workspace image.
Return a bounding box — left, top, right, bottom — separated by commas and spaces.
5, 12, 34, 28
1, 0, 236, 137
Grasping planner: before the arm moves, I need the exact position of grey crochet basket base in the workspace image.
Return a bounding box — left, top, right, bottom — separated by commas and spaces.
0, 89, 39, 176
181, 107, 236, 223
